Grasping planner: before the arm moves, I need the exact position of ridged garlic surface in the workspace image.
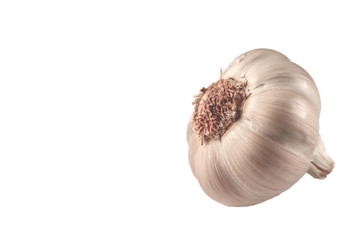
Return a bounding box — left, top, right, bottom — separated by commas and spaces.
187, 49, 334, 206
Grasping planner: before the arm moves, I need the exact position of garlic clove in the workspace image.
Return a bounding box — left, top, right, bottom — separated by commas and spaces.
307, 137, 335, 179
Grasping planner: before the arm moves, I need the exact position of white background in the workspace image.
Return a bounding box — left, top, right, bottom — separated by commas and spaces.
0, 1, 359, 239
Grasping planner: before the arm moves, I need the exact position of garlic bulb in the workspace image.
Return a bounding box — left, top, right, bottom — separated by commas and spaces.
187, 49, 334, 206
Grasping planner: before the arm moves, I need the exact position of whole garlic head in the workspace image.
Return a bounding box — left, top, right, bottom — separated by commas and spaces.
187, 49, 334, 206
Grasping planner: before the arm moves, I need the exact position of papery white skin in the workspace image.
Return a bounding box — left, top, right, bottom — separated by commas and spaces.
187, 49, 334, 206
